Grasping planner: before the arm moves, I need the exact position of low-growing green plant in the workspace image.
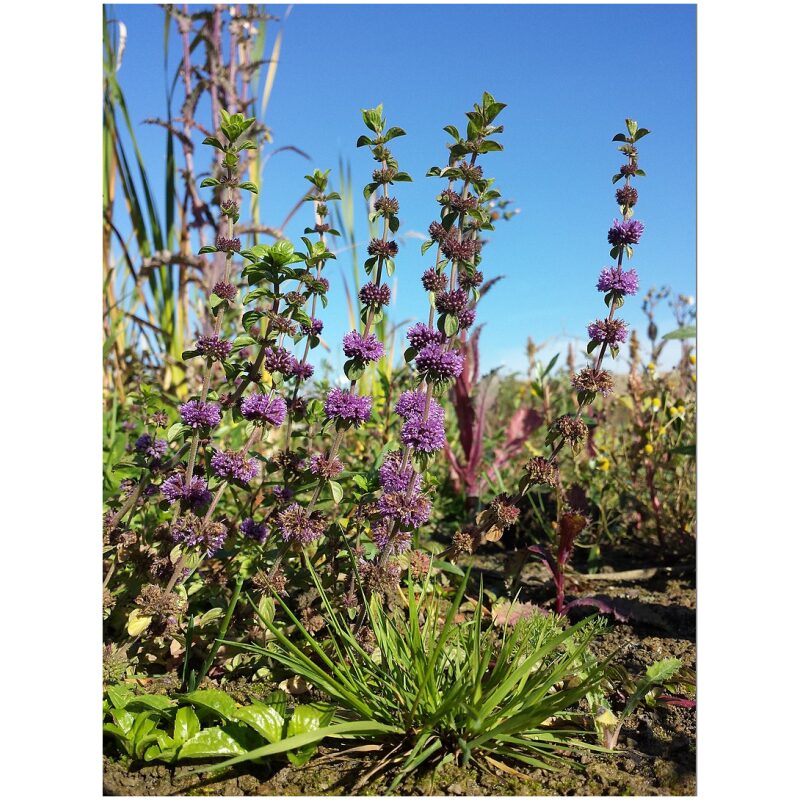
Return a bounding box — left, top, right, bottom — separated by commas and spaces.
103, 684, 333, 766
593, 657, 683, 749
209, 565, 609, 789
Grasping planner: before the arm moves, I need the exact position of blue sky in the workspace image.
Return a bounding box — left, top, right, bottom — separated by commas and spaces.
109, 3, 696, 375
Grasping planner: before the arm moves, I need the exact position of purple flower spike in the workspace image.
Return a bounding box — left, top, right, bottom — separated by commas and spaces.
379, 451, 421, 494
179, 400, 221, 429
161, 474, 212, 509
290, 358, 314, 381
210, 450, 259, 483
378, 492, 432, 529
240, 394, 287, 426
240, 517, 268, 544
135, 434, 168, 462
415, 343, 464, 383
401, 414, 446, 453
596, 266, 639, 296
324, 388, 372, 427
607, 218, 644, 247
277, 503, 326, 546
342, 330, 385, 363
197, 335, 232, 362
359, 282, 391, 308
406, 323, 444, 351
587, 318, 629, 345
301, 317, 324, 336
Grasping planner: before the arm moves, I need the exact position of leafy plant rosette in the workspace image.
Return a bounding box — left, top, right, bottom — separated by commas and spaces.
103, 684, 334, 767
195, 563, 612, 789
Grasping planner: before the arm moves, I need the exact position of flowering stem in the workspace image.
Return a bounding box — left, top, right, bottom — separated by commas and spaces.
184, 174, 237, 485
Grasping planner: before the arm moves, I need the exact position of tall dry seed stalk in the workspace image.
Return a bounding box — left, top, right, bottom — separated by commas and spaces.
103, 4, 303, 403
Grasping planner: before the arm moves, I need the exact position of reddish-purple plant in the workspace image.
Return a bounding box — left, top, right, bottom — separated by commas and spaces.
443, 279, 543, 509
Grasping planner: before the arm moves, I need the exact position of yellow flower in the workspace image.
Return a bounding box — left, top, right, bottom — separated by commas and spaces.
668, 406, 678, 416
658, 426, 667, 436
647, 362, 656, 372
677, 405, 685, 414
691, 373, 697, 383
651, 398, 662, 410
644, 443, 654, 455
597, 457, 610, 472
689, 354, 696, 365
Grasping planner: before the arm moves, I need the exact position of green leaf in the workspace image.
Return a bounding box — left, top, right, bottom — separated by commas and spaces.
126, 694, 175, 713
173, 706, 201, 745
238, 181, 259, 194
444, 314, 459, 338
198, 245, 218, 255
234, 703, 284, 744
200, 177, 220, 188
167, 422, 186, 443
662, 325, 696, 340
107, 684, 134, 710
202, 137, 225, 150
383, 126, 406, 141
186, 721, 401, 773
286, 705, 335, 766
356, 134, 373, 148
180, 689, 239, 722
178, 728, 247, 760
328, 480, 343, 505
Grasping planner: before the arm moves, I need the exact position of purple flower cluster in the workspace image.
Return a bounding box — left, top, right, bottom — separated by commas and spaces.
212, 281, 236, 300
359, 282, 391, 308
216, 235, 241, 252
135, 434, 168, 462
277, 503, 326, 546
300, 317, 324, 336
272, 486, 294, 502
587, 318, 629, 345
458, 308, 476, 330
240, 394, 287, 426
371, 520, 412, 554
171, 514, 227, 555
415, 342, 464, 383
379, 451, 421, 493
240, 517, 268, 544
290, 358, 314, 381
342, 330, 385, 363
264, 346, 293, 375
458, 270, 483, 290
197, 335, 232, 362
179, 400, 221, 429
396, 390, 446, 454
378, 492, 432, 529
324, 387, 372, 427
367, 238, 399, 258
421, 267, 448, 293
607, 218, 644, 247
596, 266, 639, 296
210, 450, 259, 483
435, 289, 469, 315
161, 474, 212, 508
308, 453, 344, 480
406, 323, 444, 351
